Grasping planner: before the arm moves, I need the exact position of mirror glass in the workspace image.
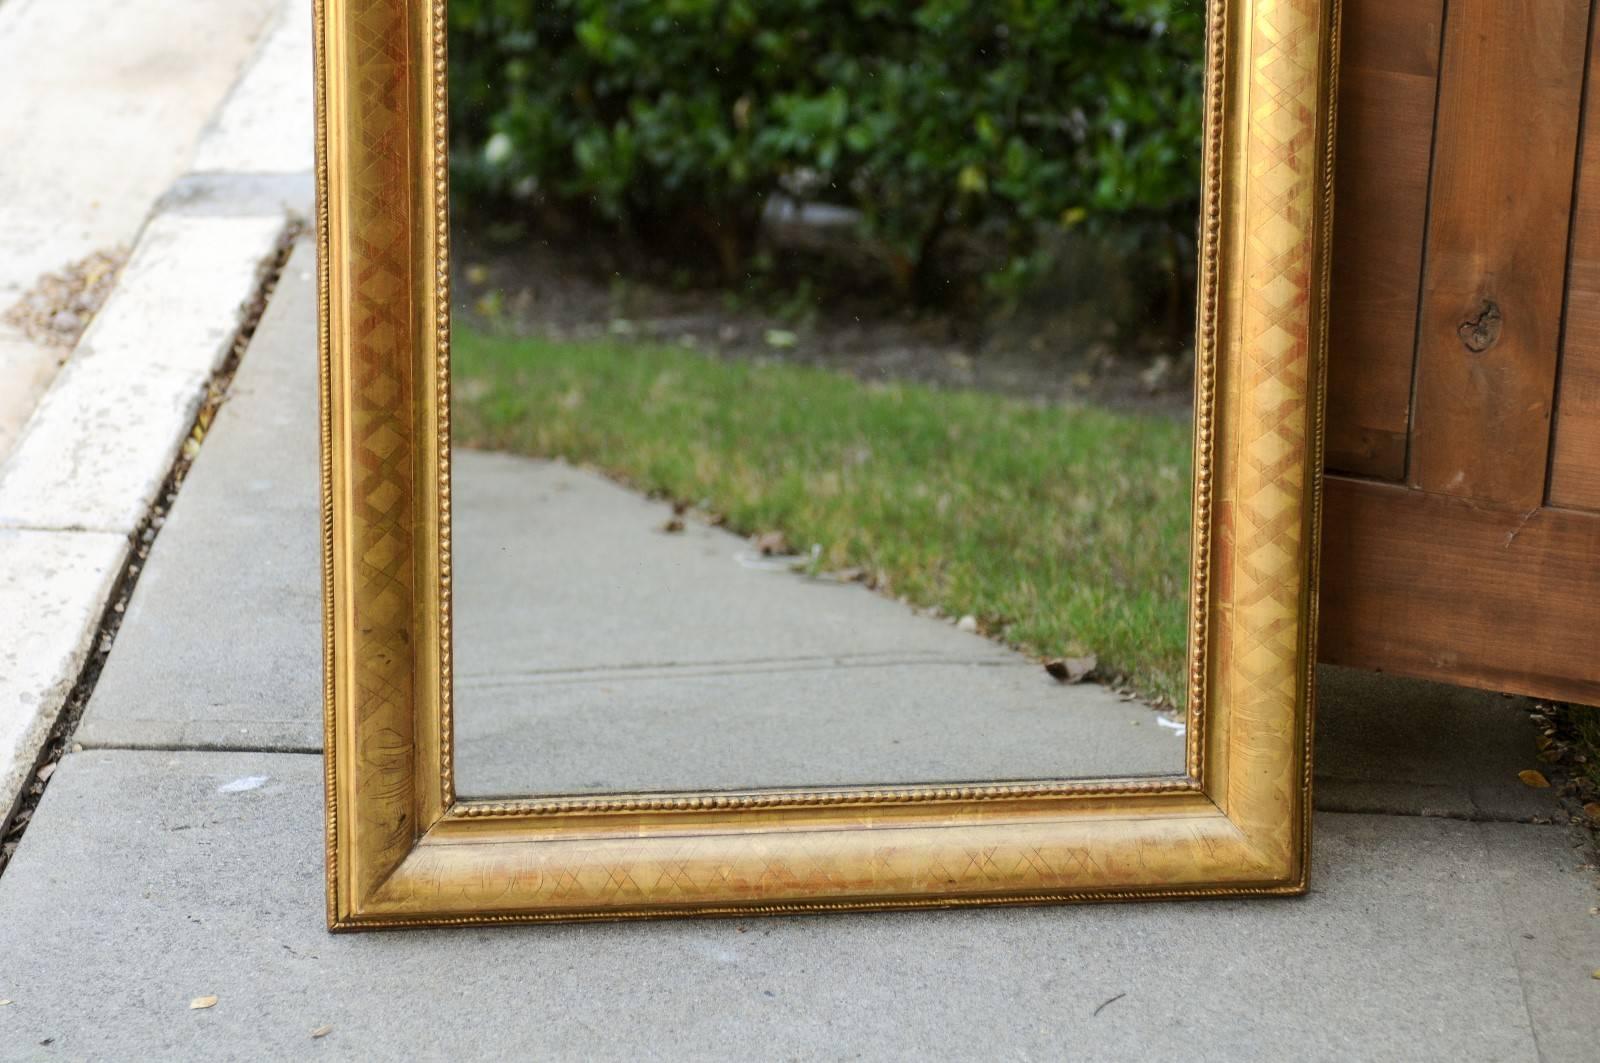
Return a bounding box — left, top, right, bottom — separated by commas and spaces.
446, 1, 1201, 797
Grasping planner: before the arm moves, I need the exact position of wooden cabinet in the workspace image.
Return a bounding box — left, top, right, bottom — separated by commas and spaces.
1320, 0, 1600, 704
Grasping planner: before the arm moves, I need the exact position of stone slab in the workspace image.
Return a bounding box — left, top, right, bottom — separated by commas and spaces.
1, 749, 1596, 1060
0, 529, 124, 822
457, 659, 1184, 797
452, 448, 1017, 670
70, 213, 287, 379
76, 244, 322, 750
0, 334, 59, 460
192, 0, 316, 176
450, 447, 1187, 792
1315, 665, 1558, 822
0, 213, 287, 534
0, 356, 209, 534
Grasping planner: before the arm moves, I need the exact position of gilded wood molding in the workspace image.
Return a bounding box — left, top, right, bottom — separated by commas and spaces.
318, 0, 1341, 929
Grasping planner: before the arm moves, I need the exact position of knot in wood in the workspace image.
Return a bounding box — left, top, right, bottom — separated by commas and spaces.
1458, 300, 1502, 353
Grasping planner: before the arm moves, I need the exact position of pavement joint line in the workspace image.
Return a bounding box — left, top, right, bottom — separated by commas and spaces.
0, 227, 302, 877
7, 735, 1579, 826
1483, 821, 1553, 1060
458, 656, 1023, 687
62, 744, 325, 757
461, 648, 1006, 675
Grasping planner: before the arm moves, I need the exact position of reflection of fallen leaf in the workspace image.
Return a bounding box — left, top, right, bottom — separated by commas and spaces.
190, 996, 218, 1010
1045, 656, 1097, 684
312, 1025, 333, 1039
1518, 770, 1551, 789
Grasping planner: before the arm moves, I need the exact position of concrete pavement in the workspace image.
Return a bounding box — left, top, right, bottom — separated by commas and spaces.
0, 747, 1590, 1061
0, 236, 1595, 1059
0, 0, 310, 821
0, 0, 281, 456
450, 450, 1182, 795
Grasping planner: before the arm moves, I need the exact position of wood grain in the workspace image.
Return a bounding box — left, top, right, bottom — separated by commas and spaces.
1408, 0, 1590, 506
1319, 475, 1600, 705
1324, 0, 1443, 480
1550, 6, 1600, 512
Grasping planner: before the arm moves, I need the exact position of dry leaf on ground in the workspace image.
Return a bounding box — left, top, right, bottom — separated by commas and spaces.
311, 1025, 333, 1039
1517, 770, 1551, 789
189, 996, 218, 1010
1045, 656, 1098, 684
754, 531, 790, 556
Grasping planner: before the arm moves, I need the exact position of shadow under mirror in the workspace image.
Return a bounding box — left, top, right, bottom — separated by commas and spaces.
446, 1, 1201, 798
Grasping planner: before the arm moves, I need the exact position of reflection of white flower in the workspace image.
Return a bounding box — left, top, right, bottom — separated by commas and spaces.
484, 132, 513, 166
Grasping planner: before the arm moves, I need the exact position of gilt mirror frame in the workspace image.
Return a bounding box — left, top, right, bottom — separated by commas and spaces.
316, 0, 1340, 930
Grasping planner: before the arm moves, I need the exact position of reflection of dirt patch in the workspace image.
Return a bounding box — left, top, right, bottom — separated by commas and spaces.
450, 219, 1194, 416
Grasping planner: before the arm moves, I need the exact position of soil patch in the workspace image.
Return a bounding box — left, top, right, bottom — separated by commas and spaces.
450, 216, 1195, 416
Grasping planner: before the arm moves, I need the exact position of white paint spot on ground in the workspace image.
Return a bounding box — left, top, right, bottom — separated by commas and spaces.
218, 775, 269, 793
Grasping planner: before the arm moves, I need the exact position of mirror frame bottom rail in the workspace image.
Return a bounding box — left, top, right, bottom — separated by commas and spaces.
316, 0, 1341, 929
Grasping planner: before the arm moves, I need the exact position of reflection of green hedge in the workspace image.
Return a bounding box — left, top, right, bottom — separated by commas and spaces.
449, 0, 1204, 302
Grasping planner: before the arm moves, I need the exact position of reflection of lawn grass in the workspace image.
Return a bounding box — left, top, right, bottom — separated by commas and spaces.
452, 327, 1193, 705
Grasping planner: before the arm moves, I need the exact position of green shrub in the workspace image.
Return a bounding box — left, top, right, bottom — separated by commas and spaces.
449, 0, 1204, 303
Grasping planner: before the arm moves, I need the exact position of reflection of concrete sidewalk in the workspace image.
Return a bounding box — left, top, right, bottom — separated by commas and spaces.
450, 450, 1181, 795
0, 238, 1595, 1057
